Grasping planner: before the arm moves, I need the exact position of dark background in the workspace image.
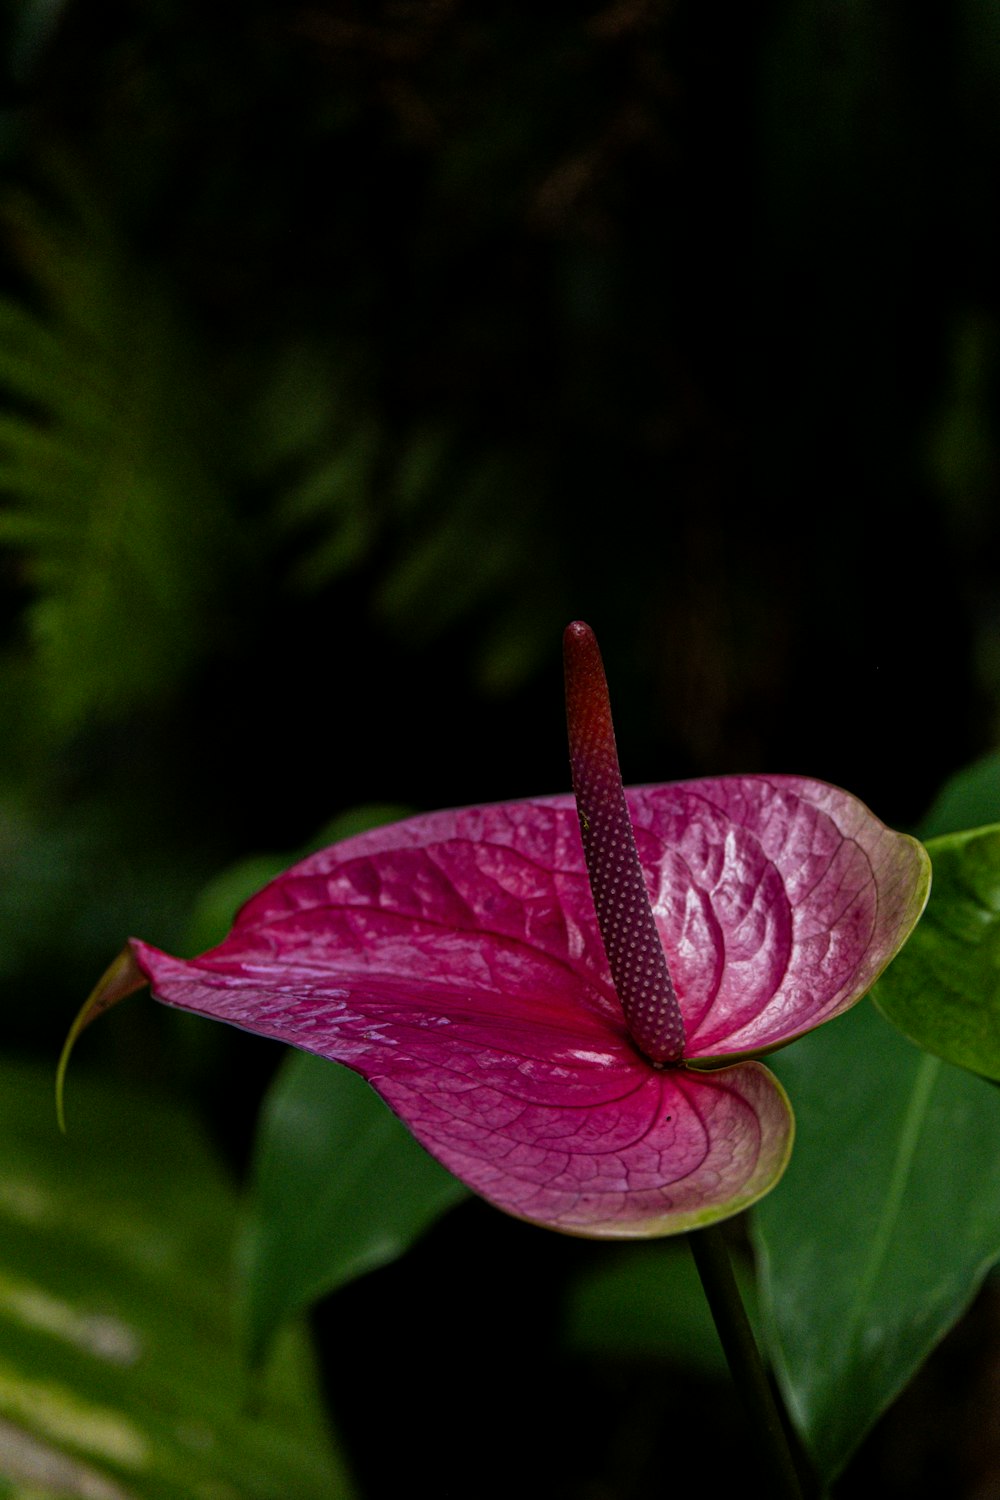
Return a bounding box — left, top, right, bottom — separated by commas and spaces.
2, 2, 999, 1495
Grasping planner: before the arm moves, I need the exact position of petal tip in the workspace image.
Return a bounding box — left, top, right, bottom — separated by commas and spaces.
56, 946, 149, 1133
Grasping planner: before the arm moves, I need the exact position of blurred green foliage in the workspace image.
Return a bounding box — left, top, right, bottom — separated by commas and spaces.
2, 3, 1000, 1496
0, 1055, 356, 1499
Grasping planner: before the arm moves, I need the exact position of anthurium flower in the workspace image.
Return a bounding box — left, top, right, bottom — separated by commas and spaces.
62, 624, 930, 1238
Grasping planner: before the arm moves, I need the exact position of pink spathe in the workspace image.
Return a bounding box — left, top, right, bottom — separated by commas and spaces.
94, 768, 927, 1237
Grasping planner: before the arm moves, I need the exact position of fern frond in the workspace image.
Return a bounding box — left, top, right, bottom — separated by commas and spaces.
0, 183, 236, 731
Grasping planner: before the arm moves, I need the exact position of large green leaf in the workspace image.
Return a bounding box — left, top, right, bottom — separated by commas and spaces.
0, 1057, 355, 1500
753, 1000, 1000, 1480
238, 1051, 468, 1361
872, 825, 1000, 1079
916, 750, 1000, 840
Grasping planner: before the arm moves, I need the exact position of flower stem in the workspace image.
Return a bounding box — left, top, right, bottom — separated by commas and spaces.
689, 1224, 806, 1500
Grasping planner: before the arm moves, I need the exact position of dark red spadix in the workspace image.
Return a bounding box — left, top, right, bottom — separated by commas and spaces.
564, 621, 685, 1065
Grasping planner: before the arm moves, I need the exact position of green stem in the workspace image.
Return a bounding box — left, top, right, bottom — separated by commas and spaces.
689, 1223, 806, 1500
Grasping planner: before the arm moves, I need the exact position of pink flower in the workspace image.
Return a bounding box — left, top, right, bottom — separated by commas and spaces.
64, 624, 929, 1237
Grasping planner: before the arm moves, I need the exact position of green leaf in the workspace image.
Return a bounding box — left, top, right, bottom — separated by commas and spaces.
238, 1051, 468, 1362
564, 1239, 757, 1377
873, 825, 1000, 1079
0, 1057, 356, 1499
753, 1000, 1000, 1480
917, 750, 1000, 839
182, 854, 296, 958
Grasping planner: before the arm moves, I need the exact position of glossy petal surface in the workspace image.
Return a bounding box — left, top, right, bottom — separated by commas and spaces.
146, 929, 797, 1236
627, 777, 930, 1058
96, 775, 926, 1237
166, 779, 924, 1058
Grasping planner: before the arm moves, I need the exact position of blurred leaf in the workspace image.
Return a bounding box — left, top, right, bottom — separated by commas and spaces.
873, 825, 1000, 1080
754, 1000, 1000, 1480
247, 345, 359, 471
0, 183, 238, 732
374, 432, 550, 689
564, 1238, 757, 1378
0, 1057, 355, 1499
390, 427, 450, 518
238, 1052, 467, 1362
305, 804, 413, 850
256, 345, 382, 595
183, 855, 294, 959
917, 749, 1000, 839
475, 601, 561, 696
926, 313, 998, 539
0, 784, 205, 998
278, 434, 378, 592
377, 455, 517, 641
6, 0, 70, 81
